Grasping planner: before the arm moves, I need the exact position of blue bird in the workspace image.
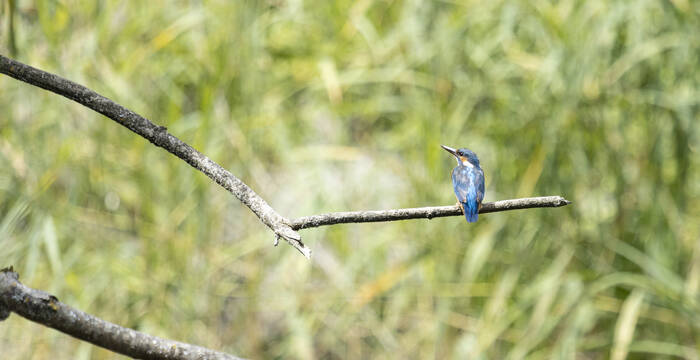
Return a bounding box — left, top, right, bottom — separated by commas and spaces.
441, 145, 485, 223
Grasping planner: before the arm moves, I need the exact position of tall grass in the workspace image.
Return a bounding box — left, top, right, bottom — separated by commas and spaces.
1, 0, 698, 358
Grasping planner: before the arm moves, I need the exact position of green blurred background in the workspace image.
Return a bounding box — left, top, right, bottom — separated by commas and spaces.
1, 0, 699, 359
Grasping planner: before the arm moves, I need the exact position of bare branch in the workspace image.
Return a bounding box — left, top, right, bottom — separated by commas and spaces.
0, 54, 572, 258
0, 54, 310, 258
0, 267, 244, 360
290, 196, 571, 230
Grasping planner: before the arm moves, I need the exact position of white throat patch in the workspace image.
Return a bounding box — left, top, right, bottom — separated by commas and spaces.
459, 157, 474, 168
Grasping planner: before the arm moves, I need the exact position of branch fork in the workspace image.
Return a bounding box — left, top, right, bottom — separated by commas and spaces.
0, 53, 571, 260
0, 54, 310, 258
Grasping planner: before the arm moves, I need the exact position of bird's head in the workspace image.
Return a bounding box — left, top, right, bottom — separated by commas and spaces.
441, 145, 481, 168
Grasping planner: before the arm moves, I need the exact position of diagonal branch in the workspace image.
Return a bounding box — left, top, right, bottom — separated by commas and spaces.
0, 54, 310, 258
290, 196, 571, 230
0, 267, 244, 360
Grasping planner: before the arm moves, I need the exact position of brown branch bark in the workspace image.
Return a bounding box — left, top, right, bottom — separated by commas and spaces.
0, 267, 243, 360
290, 196, 571, 230
0, 54, 310, 258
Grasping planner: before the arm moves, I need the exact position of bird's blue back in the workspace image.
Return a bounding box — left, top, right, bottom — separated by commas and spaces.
451, 164, 485, 223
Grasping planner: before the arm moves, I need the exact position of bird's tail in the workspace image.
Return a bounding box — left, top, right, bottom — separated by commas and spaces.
463, 201, 479, 223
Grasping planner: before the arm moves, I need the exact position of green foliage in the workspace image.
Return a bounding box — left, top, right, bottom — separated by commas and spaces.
1, 0, 698, 358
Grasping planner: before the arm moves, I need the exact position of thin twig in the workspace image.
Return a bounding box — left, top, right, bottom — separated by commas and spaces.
0, 54, 310, 258
0, 267, 243, 360
290, 196, 571, 230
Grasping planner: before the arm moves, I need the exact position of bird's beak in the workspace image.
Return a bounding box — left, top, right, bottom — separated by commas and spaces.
441, 145, 457, 157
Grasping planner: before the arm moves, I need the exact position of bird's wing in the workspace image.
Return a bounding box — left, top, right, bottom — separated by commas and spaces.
477, 168, 485, 204
451, 167, 472, 204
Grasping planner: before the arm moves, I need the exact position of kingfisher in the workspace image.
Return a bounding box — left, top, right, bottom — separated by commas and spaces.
441, 145, 485, 223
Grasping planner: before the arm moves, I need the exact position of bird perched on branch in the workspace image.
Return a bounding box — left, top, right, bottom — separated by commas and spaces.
441, 145, 485, 223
